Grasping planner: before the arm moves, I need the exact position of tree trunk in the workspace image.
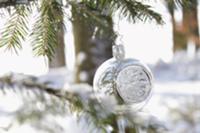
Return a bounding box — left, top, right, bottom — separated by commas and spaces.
168, 0, 200, 53
182, 0, 200, 51
167, 2, 187, 52
172, 16, 187, 52
72, 6, 116, 85
48, 16, 66, 68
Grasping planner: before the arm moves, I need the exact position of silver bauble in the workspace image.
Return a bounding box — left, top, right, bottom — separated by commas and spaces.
93, 45, 153, 112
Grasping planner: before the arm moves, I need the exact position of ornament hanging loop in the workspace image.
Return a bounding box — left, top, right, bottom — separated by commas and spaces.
112, 44, 125, 60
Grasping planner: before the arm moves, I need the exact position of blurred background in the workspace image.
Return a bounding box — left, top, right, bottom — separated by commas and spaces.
0, 0, 200, 133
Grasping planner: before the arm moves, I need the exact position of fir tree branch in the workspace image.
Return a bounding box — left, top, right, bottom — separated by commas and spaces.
0, 73, 80, 107
0, 0, 190, 58
0, 73, 168, 132
71, 0, 164, 26
0, 73, 118, 132
113, 0, 163, 24
0, 73, 106, 131
30, 0, 64, 60
0, 5, 31, 53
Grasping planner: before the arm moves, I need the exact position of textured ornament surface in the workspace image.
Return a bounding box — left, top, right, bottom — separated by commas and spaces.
116, 65, 151, 104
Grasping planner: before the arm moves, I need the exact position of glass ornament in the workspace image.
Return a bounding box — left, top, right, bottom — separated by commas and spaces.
93, 45, 153, 113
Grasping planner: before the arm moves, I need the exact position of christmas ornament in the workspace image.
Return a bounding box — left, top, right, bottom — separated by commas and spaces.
93, 44, 153, 112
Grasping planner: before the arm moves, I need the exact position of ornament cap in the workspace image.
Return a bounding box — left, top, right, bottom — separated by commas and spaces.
112, 44, 125, 60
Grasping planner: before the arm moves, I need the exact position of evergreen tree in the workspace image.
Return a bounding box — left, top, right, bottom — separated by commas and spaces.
0, 0, 186, 132
0, 0, 163, 61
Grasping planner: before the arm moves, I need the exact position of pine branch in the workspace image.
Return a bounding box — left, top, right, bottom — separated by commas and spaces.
113, 0, 163, 24
31, 0, 64, 60
0, 73, 113, 132
0, 5, 31, 53
83, 0, 190, 24
0, 0, 190, 59
0, 73, 106, 131
78, 0, 163, 24
0, 73, 82, 109
0, 73, 168, 132
70, 2, 111, 29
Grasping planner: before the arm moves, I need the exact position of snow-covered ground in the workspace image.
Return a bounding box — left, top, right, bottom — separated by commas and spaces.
145, 51, 200, 133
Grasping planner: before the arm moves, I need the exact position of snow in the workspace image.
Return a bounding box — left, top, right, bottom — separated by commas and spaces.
0, 51, 200, 133
152, 50, 200, 82
145, 51, 200, 132
39, 67, 74, 88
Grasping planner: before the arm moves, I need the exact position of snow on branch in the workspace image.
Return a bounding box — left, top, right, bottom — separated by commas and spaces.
0, 73, 85, 110
0, 73, 168, 132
